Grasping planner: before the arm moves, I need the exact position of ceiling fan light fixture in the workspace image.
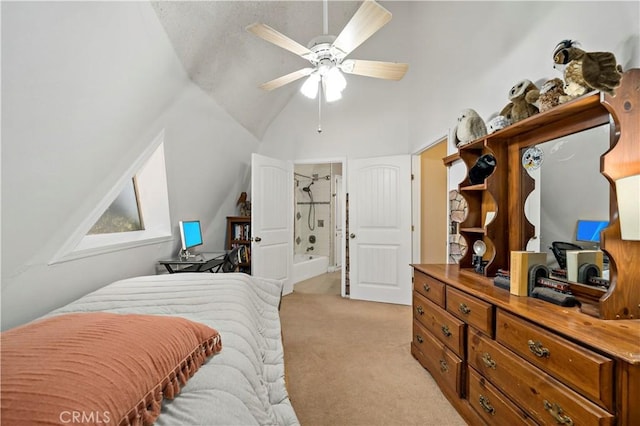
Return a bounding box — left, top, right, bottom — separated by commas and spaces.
326, 66, 347, 92
300, 73, 320, 99
324, 81, 343, 103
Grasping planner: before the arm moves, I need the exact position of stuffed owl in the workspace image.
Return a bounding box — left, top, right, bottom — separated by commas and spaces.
487, 115, 511, 134
468, 154, 496, 185
454, 109, 487, 147
553, 39, 623, 98
527, 78, 567, 112
499, 79, 539, 123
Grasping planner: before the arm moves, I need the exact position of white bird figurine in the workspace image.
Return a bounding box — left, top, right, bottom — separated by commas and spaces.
455, 109, 487, 147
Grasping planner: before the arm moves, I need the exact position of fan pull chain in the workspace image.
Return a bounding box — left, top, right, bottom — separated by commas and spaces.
317, 82, 323, 133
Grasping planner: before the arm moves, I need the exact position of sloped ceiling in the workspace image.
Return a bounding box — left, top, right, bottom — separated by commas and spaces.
151, 1, 384, 139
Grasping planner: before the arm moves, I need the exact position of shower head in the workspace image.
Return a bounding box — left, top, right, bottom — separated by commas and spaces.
302, 181, 314, 192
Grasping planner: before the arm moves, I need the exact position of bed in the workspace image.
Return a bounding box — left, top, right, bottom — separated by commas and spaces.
0, 273, 300, 426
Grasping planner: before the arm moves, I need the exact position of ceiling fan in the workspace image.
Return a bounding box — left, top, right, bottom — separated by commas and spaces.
246, 0, 408, 103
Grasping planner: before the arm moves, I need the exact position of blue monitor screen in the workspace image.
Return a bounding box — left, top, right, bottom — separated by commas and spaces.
576, 220, 608, 243
180, 220, 203, 250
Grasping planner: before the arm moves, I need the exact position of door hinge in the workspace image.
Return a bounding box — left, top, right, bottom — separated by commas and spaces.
411, 225, 415, 231
411, 174, 415, 181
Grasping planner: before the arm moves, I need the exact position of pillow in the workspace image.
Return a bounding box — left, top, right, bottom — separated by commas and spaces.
1, 312, 222, 426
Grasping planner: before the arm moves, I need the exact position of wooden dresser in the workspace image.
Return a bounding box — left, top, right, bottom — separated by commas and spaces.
411, 264, 640, 425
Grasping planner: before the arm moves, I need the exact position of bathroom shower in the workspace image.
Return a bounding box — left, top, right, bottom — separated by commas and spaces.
293, 164, 342, 277
302, 181, 316, 230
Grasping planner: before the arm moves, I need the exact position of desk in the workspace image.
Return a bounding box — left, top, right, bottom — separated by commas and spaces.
158, 252, 226, 274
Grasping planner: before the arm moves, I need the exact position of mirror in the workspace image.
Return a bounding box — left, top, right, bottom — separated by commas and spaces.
523, 125, 610, 277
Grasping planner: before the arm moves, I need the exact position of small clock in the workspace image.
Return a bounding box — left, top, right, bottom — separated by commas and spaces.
522, 146, 544, 170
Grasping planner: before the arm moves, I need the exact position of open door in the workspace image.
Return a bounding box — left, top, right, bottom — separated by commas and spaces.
348, 155, 412, 305
251, 154, 294, 295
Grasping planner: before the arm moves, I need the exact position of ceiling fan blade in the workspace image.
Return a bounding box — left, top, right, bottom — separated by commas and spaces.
259, 68, 314, 91
340, 59, 408, 81
332, 1, 392, 58
246, 23, 316, 60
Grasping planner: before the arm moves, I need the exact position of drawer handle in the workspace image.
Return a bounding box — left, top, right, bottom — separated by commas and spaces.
416, 334, 424, 344
479, 395, 495, 415
423, 284, 431, 292
458, 303, 471, 315
441, 325, 452, 338
439, 359, 448, 373
482, 352, 497, 369
544, 400, 573, 425
528, 340, 550, 358
416, 305, 424, 315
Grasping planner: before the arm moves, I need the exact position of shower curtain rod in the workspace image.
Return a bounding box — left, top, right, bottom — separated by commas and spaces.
294, 172, 331, 180
294, 172, 313, 179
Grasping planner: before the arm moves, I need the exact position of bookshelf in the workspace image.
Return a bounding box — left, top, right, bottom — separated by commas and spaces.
225, 216, 251, 273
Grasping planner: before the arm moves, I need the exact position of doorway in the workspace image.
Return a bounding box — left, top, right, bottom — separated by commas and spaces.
293, 161, 345, 288
413, 138, 449, 264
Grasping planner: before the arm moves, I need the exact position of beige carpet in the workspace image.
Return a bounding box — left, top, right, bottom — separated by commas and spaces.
280, 272, 466, 426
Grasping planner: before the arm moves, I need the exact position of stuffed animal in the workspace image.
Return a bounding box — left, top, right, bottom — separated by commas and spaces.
527, 78, 567, 112
499, 79, 540, 123
237, 192, 251, 216
453, 108, 487, 147
486, 115, 511, 134
553, 39, 623, 98
468, 154, 496, 185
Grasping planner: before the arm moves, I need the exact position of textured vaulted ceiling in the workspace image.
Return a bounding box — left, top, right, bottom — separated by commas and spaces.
151, 1, 384, 139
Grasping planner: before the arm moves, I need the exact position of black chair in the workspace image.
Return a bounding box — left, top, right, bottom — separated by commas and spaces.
549, 241, 583, 269
211, 246, 246, 273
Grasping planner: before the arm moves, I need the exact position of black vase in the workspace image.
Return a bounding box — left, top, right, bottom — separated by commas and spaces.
469, 154, 496, 185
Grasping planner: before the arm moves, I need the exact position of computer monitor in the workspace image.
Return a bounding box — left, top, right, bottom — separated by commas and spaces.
576, 220, 609, 244
179, 220, 203, 256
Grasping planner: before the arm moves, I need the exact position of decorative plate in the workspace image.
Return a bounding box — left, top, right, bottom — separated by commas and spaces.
522, 146, 544, 170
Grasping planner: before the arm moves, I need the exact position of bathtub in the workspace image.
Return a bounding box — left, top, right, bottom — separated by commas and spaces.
293, 254, 330, 284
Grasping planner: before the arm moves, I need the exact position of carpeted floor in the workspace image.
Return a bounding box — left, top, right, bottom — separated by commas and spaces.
279, 272, 466, 426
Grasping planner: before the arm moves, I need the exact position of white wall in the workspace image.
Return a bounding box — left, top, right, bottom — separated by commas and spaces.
1, 2, 259, 329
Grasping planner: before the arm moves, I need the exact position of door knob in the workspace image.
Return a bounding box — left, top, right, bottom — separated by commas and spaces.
350, 233, 356, 239
253, 237, 262, 242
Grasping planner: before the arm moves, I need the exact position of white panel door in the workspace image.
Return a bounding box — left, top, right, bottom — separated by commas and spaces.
348, 155, 412, 305
251, 153, 294, 295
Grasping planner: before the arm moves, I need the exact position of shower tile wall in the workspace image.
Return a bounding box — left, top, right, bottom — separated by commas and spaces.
295, 163, 333, 260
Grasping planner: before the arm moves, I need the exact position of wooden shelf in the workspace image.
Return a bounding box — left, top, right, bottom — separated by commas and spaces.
443, 152, 460, 166
457, 138, 486, 151
460, 227, 486, 234
460, 183, 486, 191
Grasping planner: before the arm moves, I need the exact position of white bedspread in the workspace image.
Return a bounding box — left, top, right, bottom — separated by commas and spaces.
47, 273, 300, 426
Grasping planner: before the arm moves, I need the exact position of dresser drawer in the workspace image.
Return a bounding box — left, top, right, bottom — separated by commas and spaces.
468, 329, 614, 426
468, 367, 538, 426
413, 292, 465, 357
412, 319, 464, 397
447, 287, 494, 337
414, 270, 446, 307
496, 310, 614, 411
